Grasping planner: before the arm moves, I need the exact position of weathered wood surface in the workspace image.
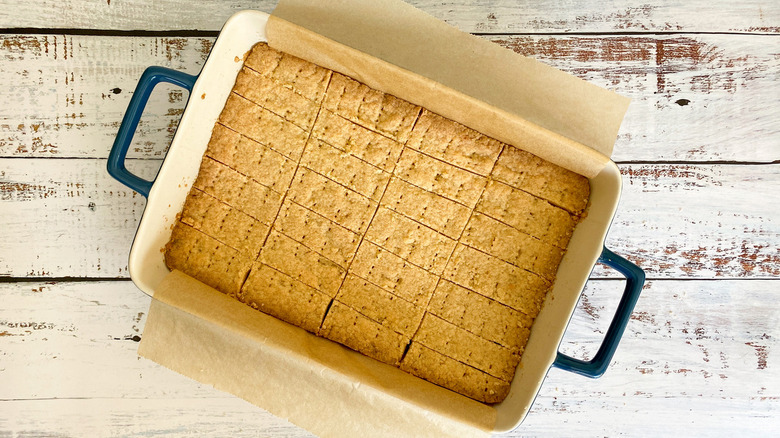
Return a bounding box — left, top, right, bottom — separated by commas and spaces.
1, 34, 778, 162
0, 0, 778, 34
1, 0, 778, 436
1, 279, 776, 436
2, 160, 777, 279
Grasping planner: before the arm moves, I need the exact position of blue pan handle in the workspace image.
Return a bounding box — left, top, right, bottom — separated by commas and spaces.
107, 66, 198, 198
552, 246, 645, 378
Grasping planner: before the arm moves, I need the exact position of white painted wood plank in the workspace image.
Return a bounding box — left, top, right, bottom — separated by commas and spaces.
0, 35, 210, 160
1, 160, 778, 278
488, 34, 780, 163
597, 163, 780, 279
0, 0, 777, 34
0, 158, 157, 278
1, 34, 778, 162
0, 279, 776, 436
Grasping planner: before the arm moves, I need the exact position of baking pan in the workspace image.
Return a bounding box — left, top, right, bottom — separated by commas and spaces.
107, 10, 645, 433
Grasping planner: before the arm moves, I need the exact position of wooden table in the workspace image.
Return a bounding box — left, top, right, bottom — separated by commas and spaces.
1, 1, 777, 436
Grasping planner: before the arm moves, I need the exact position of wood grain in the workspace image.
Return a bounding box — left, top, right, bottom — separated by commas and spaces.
1, 160, 777, 279
490, 34, 780, 163
1, 34, 777, 162
0, 158, 156, 278
0, 279, 776, 436
0, 1, 777, 435
0, 35, 210, 159
0, 0, 777, 34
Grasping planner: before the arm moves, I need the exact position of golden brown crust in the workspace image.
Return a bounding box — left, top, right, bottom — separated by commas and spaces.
165, 41, 591, 404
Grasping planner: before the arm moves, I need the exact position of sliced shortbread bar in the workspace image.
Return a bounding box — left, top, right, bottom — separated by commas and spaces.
219, 93, 309, 161
335, 274, 425, 337
428, 280, 533, 350
443, 244, 550, 318
364, 207, 456, 275
234, 66, 320, 130
300, 138, 391, 201
476, 179, 576, 248
349, 241, 439, 307
319, 302, 409, 366
287, 168, 378, 234
205, 124, 297, 193
312, 109, 403, 172
243, 42, 332, 103
274, 200, 361, 268
393, 148, 487, 208
240, 263, 331, 333
461, 212, 565, 280
381, 177, 471, 239
179, 188, 269, 259
164, 223, 252, 297
193, 156, 283, 225
413, 313, 521, 381
323, 73, 420, 143
492, 144, 590, 215
258, 231, 346, 298
400, 343, 510, 404
406, 110, 503, 176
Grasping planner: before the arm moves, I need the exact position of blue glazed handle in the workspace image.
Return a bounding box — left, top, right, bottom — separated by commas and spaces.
107, 66, 198, 198
552, 247, 645, 378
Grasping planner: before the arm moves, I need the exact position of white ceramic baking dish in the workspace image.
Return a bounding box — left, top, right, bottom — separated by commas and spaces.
107, 10, 644, 433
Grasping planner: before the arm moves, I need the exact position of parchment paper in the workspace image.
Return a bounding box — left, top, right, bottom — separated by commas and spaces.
139, 0, 632, 436
140, 271, 493, 437
267, 0, 630, 177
